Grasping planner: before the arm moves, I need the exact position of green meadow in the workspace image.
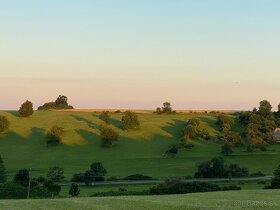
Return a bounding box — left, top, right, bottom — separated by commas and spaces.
0, 190, 279, 210
0, 110, 279, 180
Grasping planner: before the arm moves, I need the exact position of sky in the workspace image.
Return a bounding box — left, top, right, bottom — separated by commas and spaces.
1, 0, 280, 110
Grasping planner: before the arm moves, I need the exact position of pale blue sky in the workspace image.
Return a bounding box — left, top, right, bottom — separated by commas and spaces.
1, 0, 280, 110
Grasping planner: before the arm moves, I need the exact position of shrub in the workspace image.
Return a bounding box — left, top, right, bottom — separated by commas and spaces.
217, 114, 234, 133
194, 157, 249, 178
18, 100, 34, 117
123, 174, 153, 180
46, 126, 64, 145
98, 124, 119, 147
13, 168, 30, 187
0, 155, 6, 183
30, 185, 52, 198
107, 176, 118, 181
71, 173, 85, 182
99, 111, 111, 124
165, 144, 179, 156
0, 182, 27, 199
47, 166, 65, 182
149, 179, 221, 195
34, 176, 46, 183
121, 111, 140, 129
0, 115, 10, 134
265, 164, 280, 189
84, 162, 107, 185
43, 179, 61, 197
69, 183, 80, 197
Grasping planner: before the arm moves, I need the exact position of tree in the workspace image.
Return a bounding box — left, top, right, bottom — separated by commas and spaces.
267, 165, 280, 189
121, 111, 140, 129
98, 124, 119, 147
99, 111, 111, 124
18, 100, 34, 117
0, 116, 9, 134
278, 104, 280, 113
84, 162, 107, 186
155, 107, 162, 114
46, 126, 64, 145
43, 179, 61, 198
258, 100, 273, 119
14, 168, 29, 187
47, 166, 65, 182
221, 143, 233, 156
68, 183, 80, 197
217, 114, 234, 133
162, 102, 172, 114
55, 95, 68, 106
0, 155, 6, 183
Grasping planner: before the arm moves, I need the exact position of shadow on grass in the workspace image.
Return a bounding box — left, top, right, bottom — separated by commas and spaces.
3, 111, 19, 117
75, 129, 100, 146
161, 119, 187, 140
111, 118, 123, 129
72, 115, 97, 129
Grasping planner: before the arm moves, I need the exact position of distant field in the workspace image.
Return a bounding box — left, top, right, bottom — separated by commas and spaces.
0, 190, 279, 210
0, 110, 279, 180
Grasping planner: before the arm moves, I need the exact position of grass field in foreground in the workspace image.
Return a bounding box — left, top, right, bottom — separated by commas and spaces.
0, 190, 279, 210
0, 110, 280, 180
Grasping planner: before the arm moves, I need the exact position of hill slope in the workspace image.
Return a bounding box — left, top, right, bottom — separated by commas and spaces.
0, 110, 279, 179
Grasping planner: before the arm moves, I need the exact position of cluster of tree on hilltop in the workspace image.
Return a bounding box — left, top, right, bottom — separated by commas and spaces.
38, 95, 74, 110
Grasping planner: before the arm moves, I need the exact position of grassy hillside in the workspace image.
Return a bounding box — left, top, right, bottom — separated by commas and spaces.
0, 110, 279, 180
0, 190, 279, 210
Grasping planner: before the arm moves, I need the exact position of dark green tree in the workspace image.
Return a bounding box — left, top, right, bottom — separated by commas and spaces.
18, 100, 34, 117
258, 100, 273, 119
221, 143, 233, 156
47, 166, 65, 182
0, 155, 6, 183
13, 168, 29, 187
55, 95, 68, 106
162, 102, 172, 114
121, 111, 140, 129
268, 165, 280, 189
43, 179, 61, 198
99, 111, 111, 124
68, 183, 80, 197
0, 116, 9, 134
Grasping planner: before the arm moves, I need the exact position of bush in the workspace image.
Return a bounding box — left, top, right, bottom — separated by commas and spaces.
69, 183, 80, 197
43, 179, 61, 197
165, 144, 179, 156
0, 115, 10, 134
249, 171, 266, 177
149, 179, 221, 195
265, 164, 280, 189
194, 157, 249, 178
123, 174, 153, 180
13, 168, 30, 187
84, 162, 107, 185
98, 124, 119, 147
121, 111, 140, 129
0, 155, 6, 183
30, 185, 52, 198
18, 100, 34, 117
217, 114, 234, 133
0, 182, 27, 199
34, 176, 46, 183
47, 166, 65, 182
71, 173, 85, 182
99, 111, 111, 124
46, 126, 64, 145
107, 176, 118, 181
